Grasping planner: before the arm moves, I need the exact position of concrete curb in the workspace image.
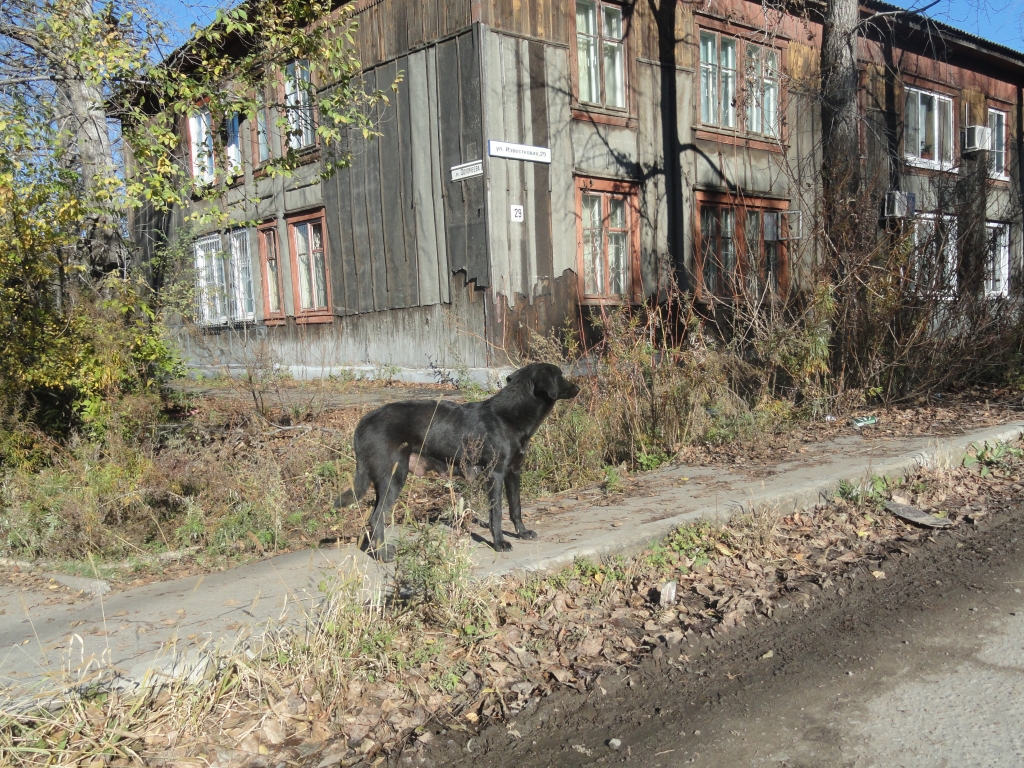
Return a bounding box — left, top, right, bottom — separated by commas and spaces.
0, 559, 111, 598
512, 423, 1024, 578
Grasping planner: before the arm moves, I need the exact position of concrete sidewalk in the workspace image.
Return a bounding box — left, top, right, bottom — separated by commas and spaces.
3, 420, 1022, 705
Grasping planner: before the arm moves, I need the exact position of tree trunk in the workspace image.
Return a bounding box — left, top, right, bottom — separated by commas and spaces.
819, 0, 861, 384
60, 73, 123, 274
820, 0, 860, 214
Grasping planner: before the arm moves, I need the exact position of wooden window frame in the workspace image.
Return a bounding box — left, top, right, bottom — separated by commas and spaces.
985, 221, 1010, 298
694, 190, 790, 304
258, 222, 286, 325
695, 24, 786, 145
569, 0, 634, 126
286, 209, 333, 324
575, 177, 642, 305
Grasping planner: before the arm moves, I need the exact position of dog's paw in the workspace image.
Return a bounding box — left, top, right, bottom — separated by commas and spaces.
494, 540, 514, 553
517, 529, 538, 540
372, 544, 397, 563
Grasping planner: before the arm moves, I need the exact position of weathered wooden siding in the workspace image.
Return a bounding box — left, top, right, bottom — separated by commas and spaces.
178, 272, 488, 372
323, 28, 484, 316
351, 0, 474, 69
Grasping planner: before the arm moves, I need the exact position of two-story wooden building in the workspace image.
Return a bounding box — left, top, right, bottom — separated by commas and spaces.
144, 0, 1024, 380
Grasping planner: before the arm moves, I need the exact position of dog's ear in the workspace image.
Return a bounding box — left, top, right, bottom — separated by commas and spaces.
507, 375, 513, 384
533, 367, 560, 400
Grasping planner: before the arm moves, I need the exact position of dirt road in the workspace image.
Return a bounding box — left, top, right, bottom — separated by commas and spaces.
420, 501, 1024, 768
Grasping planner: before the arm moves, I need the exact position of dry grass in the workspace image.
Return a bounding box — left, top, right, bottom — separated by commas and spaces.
5, 439, 1019, 766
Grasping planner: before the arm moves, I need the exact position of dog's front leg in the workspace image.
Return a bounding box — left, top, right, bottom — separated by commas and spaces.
504, 472, 537, 540
488, 473, 512, 552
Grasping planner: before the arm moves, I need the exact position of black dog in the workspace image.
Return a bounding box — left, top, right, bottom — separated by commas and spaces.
335, 363, 579, 561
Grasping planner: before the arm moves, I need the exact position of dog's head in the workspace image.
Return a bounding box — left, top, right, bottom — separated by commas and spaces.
507, 363, 580, 401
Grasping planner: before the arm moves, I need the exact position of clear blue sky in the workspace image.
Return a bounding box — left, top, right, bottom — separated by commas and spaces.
889, 0, 1024, 51
153, 0, 1024, 54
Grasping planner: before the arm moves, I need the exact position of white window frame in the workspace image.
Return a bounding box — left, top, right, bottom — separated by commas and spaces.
193, 231, 257, 325
225, 113, 242, 176
985, 222, 1010, 298
913, 213, 958, 297
285, 59, 316, 151
904, 87, 955, 171
194, 233, 227, 324
188, 108, 215, 185
988, 108, 1008, 180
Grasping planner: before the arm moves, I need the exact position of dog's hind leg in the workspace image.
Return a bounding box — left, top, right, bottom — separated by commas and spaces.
364, 459, 408, 562
504, 472, 537, 540
488, 473, 512, 552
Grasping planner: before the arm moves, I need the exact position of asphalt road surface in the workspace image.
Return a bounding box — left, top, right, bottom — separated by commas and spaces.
422, 500, 1024, 768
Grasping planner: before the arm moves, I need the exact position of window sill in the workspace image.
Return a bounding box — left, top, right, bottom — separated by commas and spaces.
294, 312, 334, 325
580, 295, 633, 306
694, 127, 784, 153
904, 156, 955, 172
572, 106, 635, 129
263, 316, 287, 326
285, 146, 321, 165
989, 173, 1010, 183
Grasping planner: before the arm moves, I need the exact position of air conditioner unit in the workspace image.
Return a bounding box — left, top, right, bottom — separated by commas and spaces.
963, 125, 992, 153
884, 191, 916, 219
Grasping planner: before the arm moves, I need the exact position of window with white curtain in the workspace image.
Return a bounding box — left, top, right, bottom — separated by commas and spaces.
289, 215, 330, 313
700, 31, 778, 137
700, 31, 736, 128
192, 230, 256, 325
575, 0, 627, 109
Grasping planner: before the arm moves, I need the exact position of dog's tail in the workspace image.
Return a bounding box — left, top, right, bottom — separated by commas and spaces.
335, 458, 370, 508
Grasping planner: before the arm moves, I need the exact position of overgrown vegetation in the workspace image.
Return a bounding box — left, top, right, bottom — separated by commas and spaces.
4, 440, 1020, 765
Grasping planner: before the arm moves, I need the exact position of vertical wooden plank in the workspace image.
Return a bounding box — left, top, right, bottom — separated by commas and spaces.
517, 37, 535, 299
348, 126, 376, 313
396, 54, 421, 307
437, 38, 468, 275
501, 35, 525, 300
458, 29, 489, 287
426, 46, 451, 304
546, 45, 576, 277
410, 50, 442, 307
363, 69, 391, 311
482, 27, 511, 299
377, 59, 411, 309
529, 40, 554, 282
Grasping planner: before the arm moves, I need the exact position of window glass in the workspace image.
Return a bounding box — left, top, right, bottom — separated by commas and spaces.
226, 114, 242, 175
189, 108, 215, 184
989, 110, 1006, 176
746, 45, 762, 134
607, 197, 627, 294
603, 4, 625, 108
720, 38, 737, 128
576, 0, 600, 104
285, 59, 316, 150
293, 219, 328, 311
256, 99, 271, 163
581, 192, 603, 294
262, 228, 281, 314
700, 32, 718, 126
702, 203, 785, 299
763, 50, 779, 137
194, 233, 225, 323
986, 223, 1009, 296
905, 89, 953, 167
228, 230, 255, 320
914, 215, 958, 294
